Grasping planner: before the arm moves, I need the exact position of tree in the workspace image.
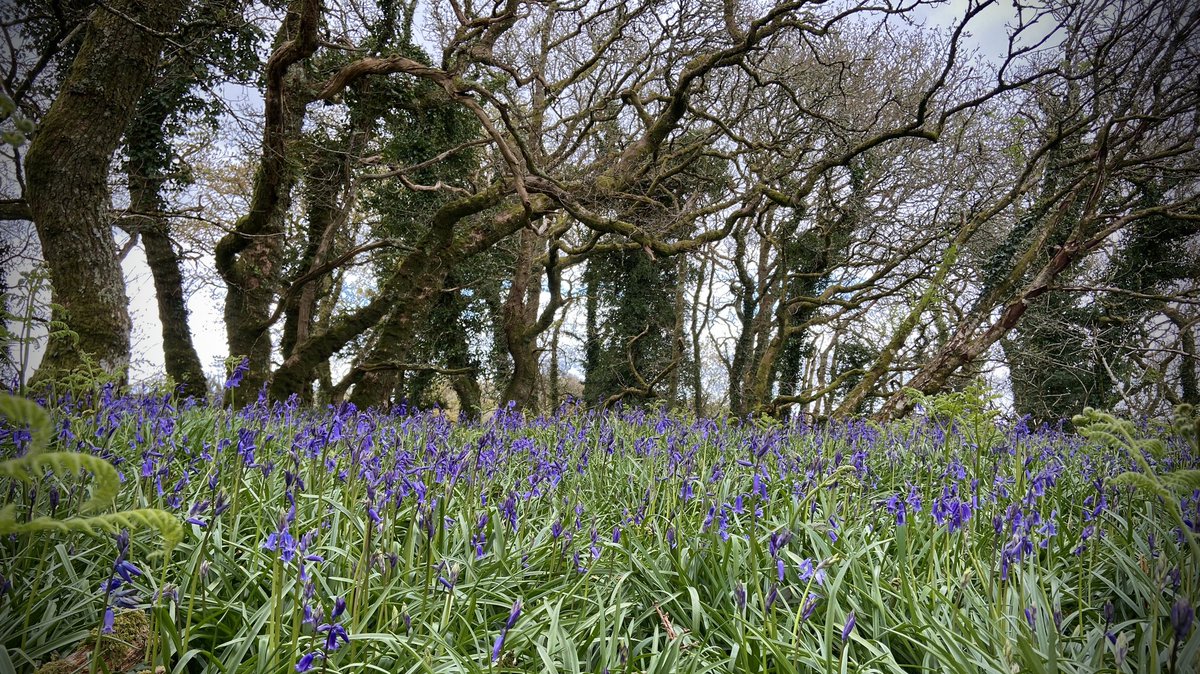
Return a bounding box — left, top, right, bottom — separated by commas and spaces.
122, 0, 260, 399
23, 0, 185, 388
879, 0, 1200, 419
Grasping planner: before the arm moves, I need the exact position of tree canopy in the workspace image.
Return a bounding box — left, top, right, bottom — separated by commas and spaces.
2, 0, 1197, 420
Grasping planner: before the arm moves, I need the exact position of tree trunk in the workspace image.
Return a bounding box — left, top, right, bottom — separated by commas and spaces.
346, 266, 442, 410
279, 133, 361, 403
583, 259, 602, 405
124, 80, 208, 399
499, 229, 541, 411
690, 253, 710, 417
727, 229, 756, 415
1164, 307, 1199, 406
549, 313, 564, 410
877, 239, 1084, 420
24, 0, 184, 389
446, 327, 482, 420
270, 187, 536, 402
216, 0, 318, 402
127, 179, 208, 399
832, 245, 958, 418
668, 255, 686, 408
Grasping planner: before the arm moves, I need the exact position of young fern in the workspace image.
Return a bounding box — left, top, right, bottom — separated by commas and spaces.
1072, 405, 1200, 569
0, 389, 53, 455
0, 392, 183, 553
0, 505, 184, 553
0, 450, 121, 512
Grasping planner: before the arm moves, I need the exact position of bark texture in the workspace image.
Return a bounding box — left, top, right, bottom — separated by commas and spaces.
215, 0, 318, 401
499, 229, 542, 411
126, 174, 208, 399
24, 0, 185, 388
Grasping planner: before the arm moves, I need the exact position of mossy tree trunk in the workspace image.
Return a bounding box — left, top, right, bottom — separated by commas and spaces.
214, 0, 318, 402
125, 94, 208, 399
24, 0, 185, 389
499, 229, 542, 412
126, 174, 208, 399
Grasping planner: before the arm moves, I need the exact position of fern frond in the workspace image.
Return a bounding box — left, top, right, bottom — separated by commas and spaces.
1159, 470, 1200, 495
0, 451, 120, 511
0, 392, 52, 454
1110, 471, 1171, 501
0, 507, 183, 553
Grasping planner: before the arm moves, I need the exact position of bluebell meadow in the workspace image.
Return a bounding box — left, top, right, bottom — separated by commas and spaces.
0, 387, 1196, 672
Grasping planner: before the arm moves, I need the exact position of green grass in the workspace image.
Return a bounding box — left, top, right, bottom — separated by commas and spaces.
0, 395, 1196, 673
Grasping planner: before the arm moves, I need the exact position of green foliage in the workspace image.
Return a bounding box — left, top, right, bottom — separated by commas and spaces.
0, 506, 183, 553
0, 92, 34, 147
5, 394, 1197, 672
1073, 405, 1200, 568
903, 378, 1000, 428
0, 390, 52, 454
0, 393, 182, 553
0, 451, 121, 513
583, 249, 681, 405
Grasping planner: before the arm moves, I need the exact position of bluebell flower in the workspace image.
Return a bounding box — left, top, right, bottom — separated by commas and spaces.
492, 599, 522, 662
1172, 598, 1194, 641
885, 493, 906, 525
798, 558, 826, 586
841, 611, 856, 642
801, 593, 820, 621
295, 652, 321, 672
768, 530, 792, 557
225, 358, 249, 389
320, 622, 349, 651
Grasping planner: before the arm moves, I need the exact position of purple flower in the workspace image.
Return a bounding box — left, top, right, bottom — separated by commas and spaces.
798, 558, 826, 586
801, 594, 820, 621
331, 596, 346, 620
841, 611, 856, 642
295, 652, 321, 672
492, 598, 522, 662
491, 629, 508, 663
768, 529, 792, 557
320, 622, 349, 651
225, 357, 249, 389
505, 598, 522, 630
885, 494, 906, 525
114, 559, 141, 583
102, 607, 115, 634
1171, 598, 1194, 641
680, 479, 695, 501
